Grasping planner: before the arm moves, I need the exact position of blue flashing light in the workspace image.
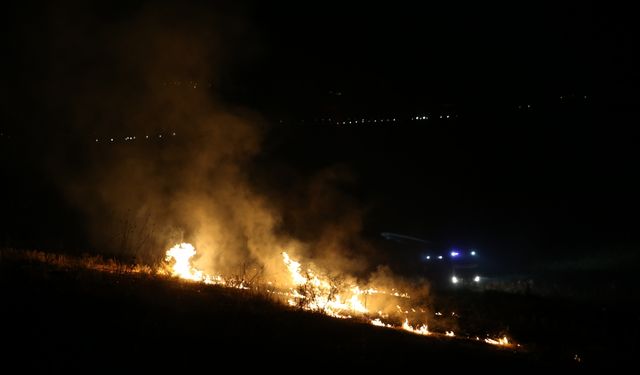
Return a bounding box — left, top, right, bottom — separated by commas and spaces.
450, 251, 459, 257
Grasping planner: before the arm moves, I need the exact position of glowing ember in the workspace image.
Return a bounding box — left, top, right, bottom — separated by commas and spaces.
445, 331, 455, 337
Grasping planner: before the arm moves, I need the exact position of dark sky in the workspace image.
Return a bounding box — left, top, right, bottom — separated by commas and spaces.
5, 2, 637, 117
236, 3, 637, 111
2, 1, 639, 271
248, 2, 639, 268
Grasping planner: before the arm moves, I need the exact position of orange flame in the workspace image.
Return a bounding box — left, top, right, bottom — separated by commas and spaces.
161, 244, 515, 348
484, 336, 510, 346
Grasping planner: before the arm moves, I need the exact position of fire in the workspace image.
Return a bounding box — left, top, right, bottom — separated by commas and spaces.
282, 252, 307, 285
280, 252, 417, 320
161, 245, 516, 348
371, 318, 392, 328
281, 252, 369, 316
10, 247, 516, 349
164, 243, 224, 285
485, 336, 510, 346
165, 243, 202, 281
401, 318, 430, 335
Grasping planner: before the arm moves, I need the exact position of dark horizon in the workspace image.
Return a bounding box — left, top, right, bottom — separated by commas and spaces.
3, 1, 639, 275
3, 2, 640, 370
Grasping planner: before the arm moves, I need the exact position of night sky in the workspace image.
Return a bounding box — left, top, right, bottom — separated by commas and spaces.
3, 1, 639, 273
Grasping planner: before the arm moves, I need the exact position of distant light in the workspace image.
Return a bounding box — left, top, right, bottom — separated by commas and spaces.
474, 275, 480, 283
172, 132, 176, 136
110, 138, 113, 142
471, 251, 476, 256
446, 115, 450, 119
451, 276, 458, 284
450, 251, 459, 257
437, 255, 443, 260
95, 139, 98, 142
426, 256, 431, 260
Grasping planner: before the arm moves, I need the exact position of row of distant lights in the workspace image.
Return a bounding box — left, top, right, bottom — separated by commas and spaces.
95, 132, 177, 143
309, 93, 588, 124
323, 118, 399, 125
425, 250, 476, 260
315, 114, 456, 125
517, 94, 588, 110
411, 114, 455, 120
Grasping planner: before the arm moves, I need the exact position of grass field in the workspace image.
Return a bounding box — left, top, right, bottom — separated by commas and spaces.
0, 249, 632, 370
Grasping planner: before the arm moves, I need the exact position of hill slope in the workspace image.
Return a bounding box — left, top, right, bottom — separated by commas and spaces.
0, 252, 557, 371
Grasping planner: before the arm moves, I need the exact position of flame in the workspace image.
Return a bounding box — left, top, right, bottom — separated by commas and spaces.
160, 245, 514, 348
164, 243, 225, 285
282, 252, 308, 285
165, 243, 203, 281
371, 318, 392, 328
484, 336, 510, 346
401, 318, 430, 335
281, 252, 369, 316
10, 247, 516, 349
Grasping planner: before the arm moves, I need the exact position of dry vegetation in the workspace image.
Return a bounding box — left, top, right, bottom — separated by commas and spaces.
2, 247, 634, 370
1, 247, 549, 371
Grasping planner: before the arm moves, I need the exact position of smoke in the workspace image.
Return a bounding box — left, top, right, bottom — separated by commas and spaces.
42, 2, 424, 300
43, 3, 278, 273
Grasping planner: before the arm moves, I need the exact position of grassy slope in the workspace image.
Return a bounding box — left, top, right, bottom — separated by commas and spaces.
2, 252, 606, 371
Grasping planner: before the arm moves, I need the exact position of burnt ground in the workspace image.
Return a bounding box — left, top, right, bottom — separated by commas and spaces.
3, 253, 628, 371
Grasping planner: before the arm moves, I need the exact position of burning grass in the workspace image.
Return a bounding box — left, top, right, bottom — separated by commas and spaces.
0, 244, 514, 349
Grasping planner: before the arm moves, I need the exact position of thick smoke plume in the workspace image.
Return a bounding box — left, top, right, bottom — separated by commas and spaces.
44, 3, 427, 300
50, 3, 285, 280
